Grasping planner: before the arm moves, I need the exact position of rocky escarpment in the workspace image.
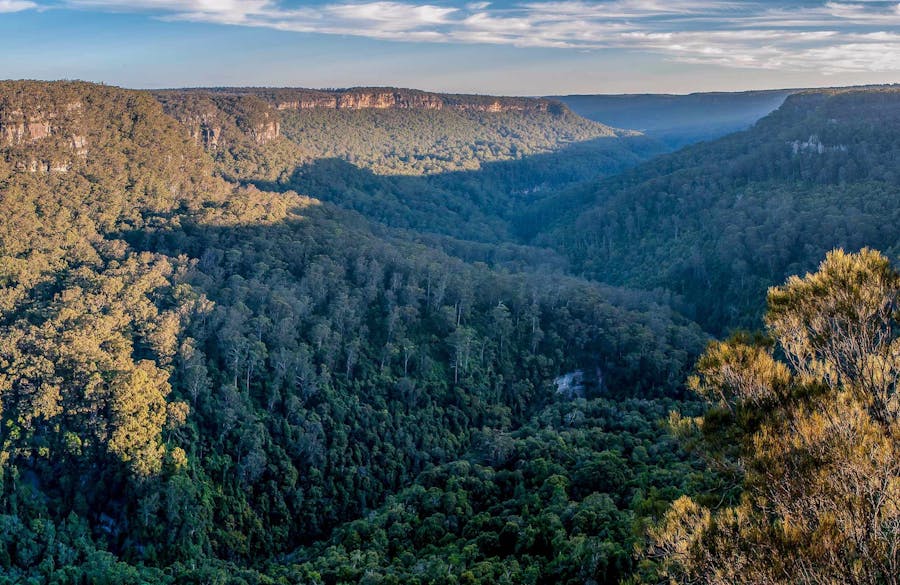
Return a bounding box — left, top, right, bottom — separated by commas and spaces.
269, 89, 445, 111
441, 92, 564, 114
0, 84, 89, 173
153, 87, 576, 156
200, 87, 567, 115
0, 81, 225, 230
154, 91, 282, 149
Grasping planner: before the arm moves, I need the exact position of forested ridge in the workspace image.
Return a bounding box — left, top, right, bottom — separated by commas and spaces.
2, 79, 900, 584
532, 85, 900, 334
153, 88, 662, 245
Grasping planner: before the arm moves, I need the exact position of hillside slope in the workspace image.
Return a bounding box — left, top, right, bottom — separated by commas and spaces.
155, 87, 663, 244
158, 87, 637, 176
534, 86, 900, 333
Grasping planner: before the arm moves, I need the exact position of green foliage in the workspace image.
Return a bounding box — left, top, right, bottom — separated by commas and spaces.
278, 107, 622, 176
276, 398, 711, 585
155, 89, 663, 246
267, 136, 658, 245
17, 80, 900, 585
134, 187, 705, 559
0, 81, 708, 583
153, 90, 305, 184
646, 249, 900, 584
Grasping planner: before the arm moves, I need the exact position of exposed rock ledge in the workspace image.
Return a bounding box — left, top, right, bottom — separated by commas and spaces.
0, 101, 83, 147
196, 87, 567, 115
0, 96, 87, 173
153, 92, 282, 149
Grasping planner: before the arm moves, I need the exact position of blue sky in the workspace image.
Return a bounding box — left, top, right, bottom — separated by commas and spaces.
1, 0, 899, 94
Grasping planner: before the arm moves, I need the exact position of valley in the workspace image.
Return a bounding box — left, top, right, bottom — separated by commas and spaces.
1, 80, 899, 584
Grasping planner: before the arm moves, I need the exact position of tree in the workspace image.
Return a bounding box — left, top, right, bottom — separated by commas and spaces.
647, 249, 900, 585
107, 360, 172, 477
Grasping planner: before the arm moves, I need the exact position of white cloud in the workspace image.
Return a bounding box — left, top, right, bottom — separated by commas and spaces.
46, 0, 900, 73
67, 0, 274, 23
0, 0, 37, 12
327, 2, 457, 25
823, 1, 900, 23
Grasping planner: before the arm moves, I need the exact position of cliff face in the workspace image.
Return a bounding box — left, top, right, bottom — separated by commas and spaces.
248, 110, 280, 143
153, 87, 574, 157
272, 90, 443, 111
166, 98, 226, 149
441, 93, 563, 114
0, 81, 224, 224
0, 84, 90, 173
154, 91, 282, 150
0, 110, 54, 143
201, 87, 566, 115
177, 107, 225, 150
334, 90, 445, 110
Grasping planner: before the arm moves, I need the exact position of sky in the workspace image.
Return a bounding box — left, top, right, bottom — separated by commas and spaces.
1, 0, 900, 94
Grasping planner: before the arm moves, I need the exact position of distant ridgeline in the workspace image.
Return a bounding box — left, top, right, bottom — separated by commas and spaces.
209, 86, 571, 113
531, 85, 900, 334
152, 86, 659, 244
552, 89, 795, 148
153, 86, 640, 179
0, 80, 709, 583
153, 86, 617, 149
152, 87, 576, 150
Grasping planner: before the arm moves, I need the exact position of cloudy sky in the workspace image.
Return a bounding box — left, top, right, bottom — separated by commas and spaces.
1, 0, 899, 94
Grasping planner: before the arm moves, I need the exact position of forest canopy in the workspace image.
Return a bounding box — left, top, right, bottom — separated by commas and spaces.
0, 81, 708, 584
2, 80, 899, 584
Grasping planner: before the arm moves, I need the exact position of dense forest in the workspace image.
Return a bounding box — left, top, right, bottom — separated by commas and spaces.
533, 86, 900, 334
0, 81, 707, 583
1, 80, 899, 583
154, 89, 663, 245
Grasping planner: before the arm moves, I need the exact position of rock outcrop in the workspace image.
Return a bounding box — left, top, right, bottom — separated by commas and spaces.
0, 87, 88, 173
154, 92, 283, 150
1, 80, 226, 216
0, 101, 82, 146
248, 111, 279, 144
153, 87, 572, 156
200, 123, 222, 149
0, 112, 52, 144
197, 87, 567, 115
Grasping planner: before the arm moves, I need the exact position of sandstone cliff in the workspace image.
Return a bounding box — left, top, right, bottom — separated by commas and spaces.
154, 91, 282, 149
0, 81, 225, 225
150, 87, 578, 159
198, 87, 567, 115
0, 82, 91, 173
